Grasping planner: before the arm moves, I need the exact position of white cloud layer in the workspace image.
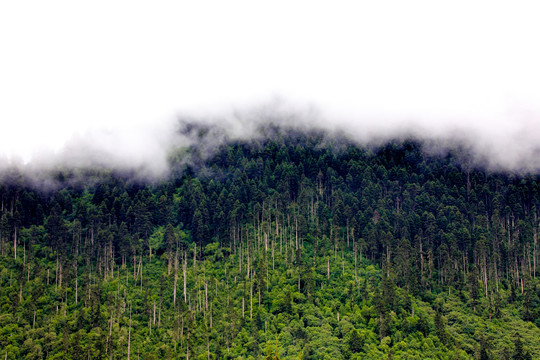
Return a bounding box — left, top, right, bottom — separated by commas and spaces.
1, 1, 540, 174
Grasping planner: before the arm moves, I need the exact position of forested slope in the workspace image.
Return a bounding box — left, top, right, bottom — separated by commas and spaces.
0, 128, 539, 359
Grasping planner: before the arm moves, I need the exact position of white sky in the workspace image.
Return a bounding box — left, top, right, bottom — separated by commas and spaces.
1, 1, 540, 171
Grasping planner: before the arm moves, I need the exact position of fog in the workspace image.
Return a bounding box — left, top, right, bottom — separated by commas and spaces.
1, 1, 540, 179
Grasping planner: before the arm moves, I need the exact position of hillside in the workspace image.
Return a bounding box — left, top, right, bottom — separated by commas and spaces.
0, 129, 539, 359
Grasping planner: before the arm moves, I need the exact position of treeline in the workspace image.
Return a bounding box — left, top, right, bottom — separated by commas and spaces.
0, 129, 539, 359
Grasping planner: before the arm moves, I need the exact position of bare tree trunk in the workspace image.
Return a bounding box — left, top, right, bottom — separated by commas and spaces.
354, 242, 358, 282
55, 257, 59, 292
183, 252, 187, 303
534, 226, 537, 279
13, 226, 17, 260
193, 244, 197, 271
173, 252, 178, 306
139, 256, 143, 292
327, 257, 330, 280
205, 281, 208, 311
158, 297, 162, 328
127, 305, 132, 360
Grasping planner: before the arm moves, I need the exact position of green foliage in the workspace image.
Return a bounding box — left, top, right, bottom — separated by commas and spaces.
0, 131, 539, 358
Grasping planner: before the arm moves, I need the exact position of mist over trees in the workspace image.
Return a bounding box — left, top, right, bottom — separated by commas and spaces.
0, 126, 538, 359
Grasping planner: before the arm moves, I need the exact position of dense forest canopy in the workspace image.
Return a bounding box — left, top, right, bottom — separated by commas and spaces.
0, 125, 539, 359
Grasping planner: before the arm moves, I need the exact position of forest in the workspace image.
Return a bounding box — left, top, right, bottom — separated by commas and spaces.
0, 125, 539, 359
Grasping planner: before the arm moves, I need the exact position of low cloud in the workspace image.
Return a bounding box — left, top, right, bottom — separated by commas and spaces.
2, 3, 540, 183
2, 98, 540, 189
